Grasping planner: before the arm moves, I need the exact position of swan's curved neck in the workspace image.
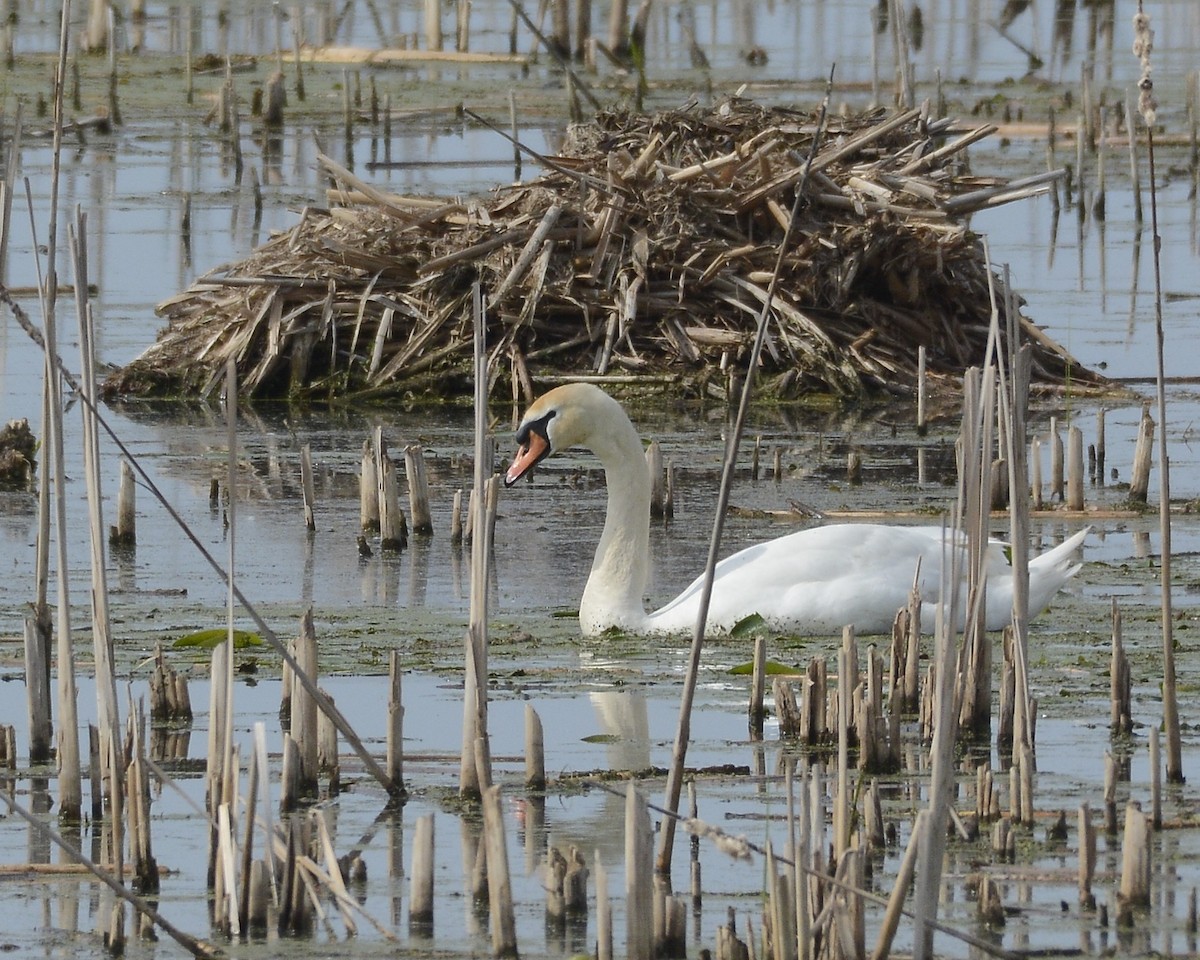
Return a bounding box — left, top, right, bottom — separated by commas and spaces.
579, 408, 651, 635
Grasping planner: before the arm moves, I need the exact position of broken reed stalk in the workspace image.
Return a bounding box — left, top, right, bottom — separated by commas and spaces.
657, 70, 834, 879
834, 640, 852, 861
460, 283, 490, 798
1067, 425, 1085, 510
1150, 726, 1163, 829
289, 609, 320, 803
1078, 802, 1097, 909
109, 457, 137, 546
31, 0, 71, 787
360, 438, 378, 531
626, 784, 654, 960
955, 362, 995, 740
22, 616, 50, 763
913, 366, 977, 959
1050, 416, 1064, 501
1128, 404, 1153, 501
70, 214, 125, 896
596, 852, 612, 960
525, 703, 545, 790
646, 440, 666, 519
376, 430, 408, 550
748, 635, 766, 739
1110, 599, 1132, 734
404, 443, 434, 534
317, 695, 339, 790
29, 37, 82, 822
237, 724, 261, 931
480, 779, 519, 957
300, 442, 316, 531
1006, 344, 1035, 763
1119, 801, 1151, 909
1133, 2, 1183, 783
409, 814, 435, 933
387, 651, 404, 796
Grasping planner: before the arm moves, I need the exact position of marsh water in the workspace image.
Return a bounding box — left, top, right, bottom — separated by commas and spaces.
2, 1, 1200, 957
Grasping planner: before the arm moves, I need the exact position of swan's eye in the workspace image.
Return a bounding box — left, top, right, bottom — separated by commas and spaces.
506, 410, 557, 487
515, 409, 556, 448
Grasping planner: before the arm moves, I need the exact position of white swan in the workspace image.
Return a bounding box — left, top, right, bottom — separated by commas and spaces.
504, 382, 1087, 638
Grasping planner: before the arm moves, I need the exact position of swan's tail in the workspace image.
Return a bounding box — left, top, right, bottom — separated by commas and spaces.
1027, 526, 1090, 617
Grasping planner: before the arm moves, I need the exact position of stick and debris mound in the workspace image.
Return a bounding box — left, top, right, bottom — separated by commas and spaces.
103, 98, 1107, 404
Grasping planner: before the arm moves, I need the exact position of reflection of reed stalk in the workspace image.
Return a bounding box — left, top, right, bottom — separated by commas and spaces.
1133, 2, 1183, 783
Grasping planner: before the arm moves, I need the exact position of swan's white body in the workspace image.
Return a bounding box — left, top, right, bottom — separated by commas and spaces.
505, 383, 1087, 638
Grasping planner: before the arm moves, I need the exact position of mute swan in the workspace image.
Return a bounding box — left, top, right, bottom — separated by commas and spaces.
504, 382, 1087, 638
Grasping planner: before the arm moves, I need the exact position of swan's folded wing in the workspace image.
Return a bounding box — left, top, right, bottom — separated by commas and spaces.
646, 524, 949, 636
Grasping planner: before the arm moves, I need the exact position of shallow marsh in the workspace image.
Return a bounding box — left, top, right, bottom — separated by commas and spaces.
3, 1, 1200, 958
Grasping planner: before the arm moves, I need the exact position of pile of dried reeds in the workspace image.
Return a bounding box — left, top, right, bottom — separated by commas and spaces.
103, 98, 1108, 404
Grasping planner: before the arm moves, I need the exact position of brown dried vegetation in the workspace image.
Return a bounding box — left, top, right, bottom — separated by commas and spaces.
104, 98, 1106, 404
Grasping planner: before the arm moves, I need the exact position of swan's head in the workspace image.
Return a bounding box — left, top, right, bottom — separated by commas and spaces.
504, 382, 625, 486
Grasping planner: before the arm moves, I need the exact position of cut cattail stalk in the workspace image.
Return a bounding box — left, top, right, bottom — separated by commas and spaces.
409, 814, 435, 934
360, 438, 379, 532
772, 676, 801, 739
664, 460, 675, 518
1030, 435, 1043, 509
916, 344, 927, 435
625, 784, 653, 960
1104, 752, 1119, 835
647, 440, 666, 518
450, 488, 463, 545
1096, 408, 1106, 483
387, 651, 404, 798
300, 442, 316, 531
1110, 600, 1131, 735
977, 875, 1005, 927
424, 0, 442, 50
481, 783, 518, 957
596, 853, 612, 960
1128, 404, 1154, 502
318, 687, 339, 793
847, 449, 862, 484
1119, 800, 1151, 909
1078, 802, 1097, 909
404, 444, 434, 534
834, 642, 852, 860
748, 635, 766, 740
23, 616, 51, 763
1050, 416, 1064, 501
290, 609, 320, 802
376, 430, 408, 551
1066, 425, 1084, 510
1150, 726, 1162, 830
109, 458, 136, 547
525, 704, 545, 790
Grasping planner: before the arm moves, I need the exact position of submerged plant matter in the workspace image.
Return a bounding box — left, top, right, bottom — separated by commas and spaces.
104, 99, 1107, 403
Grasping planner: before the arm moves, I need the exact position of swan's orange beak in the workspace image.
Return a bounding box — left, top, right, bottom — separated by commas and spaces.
505, 430, 549, 486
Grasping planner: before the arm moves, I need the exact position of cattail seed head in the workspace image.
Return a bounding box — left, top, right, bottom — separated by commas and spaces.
1133, 5, 1157, 127
1132, 12, 1153, 62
